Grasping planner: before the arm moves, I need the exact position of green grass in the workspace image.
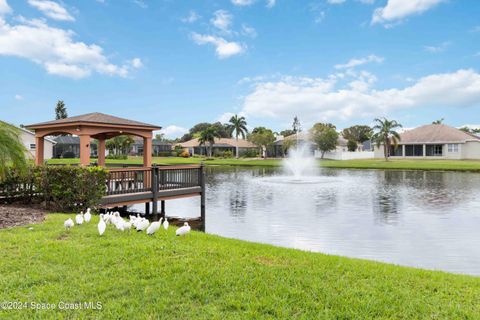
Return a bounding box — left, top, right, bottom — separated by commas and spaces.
0, 214, 479, 319
46, 156, 480, 172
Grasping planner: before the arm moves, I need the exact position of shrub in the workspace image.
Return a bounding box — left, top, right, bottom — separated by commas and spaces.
36, 166, 108, 211
347, 140, 358, 152
180, 151, 190, 158
222, 150, 233, 158
62, 151, 75, 158
0, 166, 37, 204
156, 151, 174, 157
0, 165, 108, 212
106, 154, 127, 160
242, 148, 259, 158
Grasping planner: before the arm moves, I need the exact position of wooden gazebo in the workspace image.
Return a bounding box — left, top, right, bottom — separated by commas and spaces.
25, 112, 161, 167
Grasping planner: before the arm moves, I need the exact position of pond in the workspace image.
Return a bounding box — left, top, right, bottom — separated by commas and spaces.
133, 166, 480, 276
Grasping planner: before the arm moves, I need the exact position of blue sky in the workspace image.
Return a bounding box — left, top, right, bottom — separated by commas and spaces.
0, 0, 479, 137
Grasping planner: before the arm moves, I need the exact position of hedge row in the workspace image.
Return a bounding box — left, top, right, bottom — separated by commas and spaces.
0, 166, 108, 212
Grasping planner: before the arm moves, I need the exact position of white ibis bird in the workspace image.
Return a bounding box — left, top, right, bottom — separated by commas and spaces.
75, 212, 84, 225
84, 209, 92, 223
163, 218, 169, 230
64, 218, 74, 230
98, 217, 106, 236
123, 220, 132, 231
176, 222, 191, 236
136, 218, 150, 232
146, 218, 163, 235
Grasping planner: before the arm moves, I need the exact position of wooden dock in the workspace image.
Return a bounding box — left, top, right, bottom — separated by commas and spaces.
100, 164, 205, 221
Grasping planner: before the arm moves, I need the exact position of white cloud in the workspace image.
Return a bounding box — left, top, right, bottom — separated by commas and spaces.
133, 0, 147, 9
211, 10, 233, 33
231, 0, 256, 6
181, 10, 200, 23
231, 0, 276, 7
0, 17, 135, 78
239, 69, 480, 124
191, 33, 244, 59
241, 24, 257, 38
14, 94, 23, 100
334, 54, 384, 69
0, 0, 11, 16
424, 41, 450, 53
266, 0, 276, 8
159, 125, 188, 138
372, 0, 445, 25
28, 0, 74, 22
217, 112, 247, 123
130, 57, 143, 68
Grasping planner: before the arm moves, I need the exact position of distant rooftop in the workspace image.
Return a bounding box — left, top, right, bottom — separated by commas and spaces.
399, 124, 480, 144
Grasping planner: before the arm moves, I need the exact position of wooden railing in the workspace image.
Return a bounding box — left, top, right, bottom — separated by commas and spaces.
105, 165, 203, 196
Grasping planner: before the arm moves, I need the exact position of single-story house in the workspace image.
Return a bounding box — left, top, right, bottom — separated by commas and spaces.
177, 138, 257, 156
53, 136, 98, 158
19, 127, 56, 160
130, 137, 172, 156
374, 124, 480, 159
273, 132, 370, 158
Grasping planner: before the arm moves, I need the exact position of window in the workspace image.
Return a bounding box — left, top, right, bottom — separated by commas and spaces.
29, 144, 36, 150
448, 144, 459, 152
389, 145, 402, 156
405, 145, 423, 157
426, 144, 443, 156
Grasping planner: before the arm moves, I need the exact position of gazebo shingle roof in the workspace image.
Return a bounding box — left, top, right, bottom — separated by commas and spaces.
26, 112, 161, 130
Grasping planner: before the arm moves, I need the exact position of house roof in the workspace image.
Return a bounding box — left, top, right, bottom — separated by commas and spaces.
398, 124, 480, 144
53, 136, 80, 144
26, 112, 161, 130
178, 138, 256, 148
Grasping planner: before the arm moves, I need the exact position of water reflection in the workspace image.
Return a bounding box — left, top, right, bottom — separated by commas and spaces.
133, 167, 480, 276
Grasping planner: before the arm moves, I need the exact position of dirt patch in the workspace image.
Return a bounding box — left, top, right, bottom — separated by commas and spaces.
0, 204, 48, 229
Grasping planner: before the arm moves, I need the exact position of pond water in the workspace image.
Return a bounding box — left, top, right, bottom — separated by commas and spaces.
133, 166, 480, 276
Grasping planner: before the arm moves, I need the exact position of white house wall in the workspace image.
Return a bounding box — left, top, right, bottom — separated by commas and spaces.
462, 141, 480, 159
20, 131, 54, 160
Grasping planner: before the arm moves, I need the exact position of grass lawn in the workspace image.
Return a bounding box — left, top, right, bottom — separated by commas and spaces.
0, 214, 479, 319
47, 157, 480, 172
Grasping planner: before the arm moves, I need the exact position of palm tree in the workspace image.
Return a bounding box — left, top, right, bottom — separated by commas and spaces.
0, 122, 27, 179
198, 126, 220, 157
372, 118, 402, 161
228, 115, 248, 158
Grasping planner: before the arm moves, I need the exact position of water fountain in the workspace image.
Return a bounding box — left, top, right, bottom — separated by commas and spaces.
282, 142, 319, 179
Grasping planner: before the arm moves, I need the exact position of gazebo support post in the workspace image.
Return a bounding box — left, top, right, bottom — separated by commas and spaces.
35, 136, 45, 166
79, 135, 91, 166
98, 137, 106, 166
143, 137, 152, 167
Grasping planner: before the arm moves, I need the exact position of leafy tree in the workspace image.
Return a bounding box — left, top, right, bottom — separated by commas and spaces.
181, 122, 231, 142
227, 114, 248, 158
198, 126, 221, 157
347, 140, 358, 152
432, 118, 444, 124
310, 124, 338, 159
155, 133, 165, 141
279, 129, 295, 137
281, 138, 297, 156
106, 135, 135, 156
0, 121, 27, 179
371, 118, 402, 161
342, 125, 373, 144
248, 127, 275, 158
55, 100, 68, 120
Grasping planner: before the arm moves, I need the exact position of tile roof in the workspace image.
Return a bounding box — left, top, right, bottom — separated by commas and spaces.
398, 124, 480, 143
